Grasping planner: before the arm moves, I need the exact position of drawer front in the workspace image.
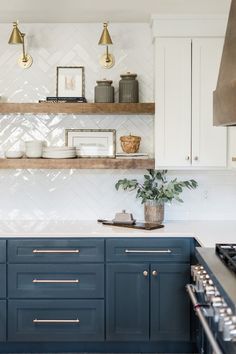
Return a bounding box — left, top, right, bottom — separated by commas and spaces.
8, 299, 104, 342
106, 238, 191, 262
0, 241, 6, 263
0, 265, 6, 298
8, 239, 104, 263
8, 264, 104, 298
0, 300, 6, 342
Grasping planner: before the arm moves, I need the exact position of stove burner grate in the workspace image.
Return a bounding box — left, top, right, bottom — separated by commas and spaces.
216, 243, 236, 274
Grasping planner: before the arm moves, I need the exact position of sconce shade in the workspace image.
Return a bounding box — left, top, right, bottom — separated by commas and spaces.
8, 22, 23, 44
98, 23, 113, 45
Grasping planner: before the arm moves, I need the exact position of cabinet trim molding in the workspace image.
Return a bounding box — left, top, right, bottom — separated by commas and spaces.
151, 15, 227, 38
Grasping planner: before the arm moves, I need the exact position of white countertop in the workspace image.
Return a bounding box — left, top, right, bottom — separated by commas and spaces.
0, 220, 235, 247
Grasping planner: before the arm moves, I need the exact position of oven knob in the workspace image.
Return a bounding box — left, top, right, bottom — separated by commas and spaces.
219, 313, 229, 331
213, 303, 227, 322
230, 327, 236, 342
223, 320, 233, 341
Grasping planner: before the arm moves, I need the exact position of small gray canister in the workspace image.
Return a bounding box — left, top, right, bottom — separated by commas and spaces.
119, 72, 139, 103
94, 80, 114, 103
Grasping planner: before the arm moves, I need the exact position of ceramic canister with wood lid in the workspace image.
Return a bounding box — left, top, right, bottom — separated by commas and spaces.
94, 79, 114, 103
119, 72, 139, 103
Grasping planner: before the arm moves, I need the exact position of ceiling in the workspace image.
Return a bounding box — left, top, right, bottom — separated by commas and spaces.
0, 0, 231, 23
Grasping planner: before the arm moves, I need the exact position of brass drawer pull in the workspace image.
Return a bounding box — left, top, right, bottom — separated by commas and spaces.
32, 249, 80, 254
125, 249, 172, 254
33, 318, 80, 324
32, 279, 80, 283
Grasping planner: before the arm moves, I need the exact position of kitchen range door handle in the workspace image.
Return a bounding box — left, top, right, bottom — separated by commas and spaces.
186, 284, 223, 354
32, 249, 80, 254
32, 279, 80, 283
33, 318, 80, 324
125, 249, 172, 254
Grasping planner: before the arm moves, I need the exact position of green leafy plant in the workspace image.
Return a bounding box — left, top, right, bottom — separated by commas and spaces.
115, 169, 198, 204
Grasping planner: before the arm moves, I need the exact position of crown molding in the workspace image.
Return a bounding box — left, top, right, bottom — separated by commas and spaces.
151, 14, 228, 38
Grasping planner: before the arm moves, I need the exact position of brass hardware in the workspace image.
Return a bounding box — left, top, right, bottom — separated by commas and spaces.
125, 249, 172, 254
32, 249, 80, 254
32, 279, 79, 283
98, 22, 115, 69
194, 156, 199, 161
143, 270, 149, 277
152, 270, 158, 277
8, 21, 33, 69
185, 156, 190, 160
33, 318, 80, 324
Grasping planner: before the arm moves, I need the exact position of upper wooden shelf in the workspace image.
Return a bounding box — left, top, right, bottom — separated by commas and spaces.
0, 158, 155, 169
0, 103, 155, 115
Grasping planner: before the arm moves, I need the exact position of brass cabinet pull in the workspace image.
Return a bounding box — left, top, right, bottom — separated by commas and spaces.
33, 318, 80, 324
152, 270, 158, 277
125, 249, 172, 254
32, 279, 80, 283
32, 249, 80, 254
143, 270, 149, 277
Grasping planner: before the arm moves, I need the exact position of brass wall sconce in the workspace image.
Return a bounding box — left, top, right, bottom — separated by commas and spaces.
98, 22, 115, 69
8, 21, 33, 69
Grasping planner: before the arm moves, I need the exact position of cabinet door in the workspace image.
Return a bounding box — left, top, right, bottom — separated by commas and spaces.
106, 263, 149, 341
192, 38, 227, 167
150, 263, 190, 341
155, 38, 192, 167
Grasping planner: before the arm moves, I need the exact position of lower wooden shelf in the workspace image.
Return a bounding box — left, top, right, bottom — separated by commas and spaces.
0, 158, 155, 169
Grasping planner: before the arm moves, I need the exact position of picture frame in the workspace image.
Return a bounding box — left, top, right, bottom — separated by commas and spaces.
65, 129, 116, 158
56, 66, 85, 98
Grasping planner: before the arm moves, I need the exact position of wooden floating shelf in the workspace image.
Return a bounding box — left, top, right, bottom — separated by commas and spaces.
0, 103, 155, 115
0, 158, 155, 169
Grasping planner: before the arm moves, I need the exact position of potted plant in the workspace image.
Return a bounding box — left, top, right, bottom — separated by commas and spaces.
115, 169, 198, 223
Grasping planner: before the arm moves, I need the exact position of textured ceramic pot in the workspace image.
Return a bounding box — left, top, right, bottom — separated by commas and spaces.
119, 72, 139, 103
144, 200, 164, 224
94, 80, 114, 103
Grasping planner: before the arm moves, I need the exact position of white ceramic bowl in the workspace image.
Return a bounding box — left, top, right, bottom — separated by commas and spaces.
5, 151, 24, 159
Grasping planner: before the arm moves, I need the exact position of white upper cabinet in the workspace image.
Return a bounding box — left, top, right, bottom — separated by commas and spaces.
155, 38, 192, 167
191, 38, 226, 167
155, 36, 226, 169
152, 16, 227, 169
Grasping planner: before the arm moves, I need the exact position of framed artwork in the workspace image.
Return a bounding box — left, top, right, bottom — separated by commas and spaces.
65, 129, 116, 158
56, 66, 85, 97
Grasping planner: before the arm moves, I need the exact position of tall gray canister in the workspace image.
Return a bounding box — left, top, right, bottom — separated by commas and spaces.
94, 80, 114, 103
119, 72, 139, 103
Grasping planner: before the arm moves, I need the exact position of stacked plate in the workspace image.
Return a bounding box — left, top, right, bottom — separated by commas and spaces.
42, 146, 76, 159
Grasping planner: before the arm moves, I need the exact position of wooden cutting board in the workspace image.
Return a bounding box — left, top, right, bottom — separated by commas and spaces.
98, 220, 164, 230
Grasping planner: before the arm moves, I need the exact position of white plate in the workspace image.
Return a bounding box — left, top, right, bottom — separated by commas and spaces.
43, 146, 76, 152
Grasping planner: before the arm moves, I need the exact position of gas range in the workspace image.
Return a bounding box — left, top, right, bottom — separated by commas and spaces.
187, 247, 236, 354
216, 244, 236, 274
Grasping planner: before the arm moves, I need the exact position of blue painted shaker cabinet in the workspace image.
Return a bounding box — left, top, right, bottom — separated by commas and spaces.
106, 238, 191, 342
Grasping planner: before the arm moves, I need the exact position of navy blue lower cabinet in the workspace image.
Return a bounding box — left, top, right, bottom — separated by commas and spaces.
0, 301, 6, 342
8, 263, 104, 298
150, 263, 190, 341
8, 299, 104, 342
106, 263, 149, 341
0, 265, 6, 298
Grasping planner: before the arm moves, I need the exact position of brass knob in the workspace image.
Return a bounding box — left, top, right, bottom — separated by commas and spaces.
152, 270, 158, 277
143, 270, 149, 277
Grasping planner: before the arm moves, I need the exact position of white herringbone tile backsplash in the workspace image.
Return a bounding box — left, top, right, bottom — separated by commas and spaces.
0, 23, 236, 221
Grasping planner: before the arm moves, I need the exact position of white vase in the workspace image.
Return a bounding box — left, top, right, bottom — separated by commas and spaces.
144, 200, 164, 224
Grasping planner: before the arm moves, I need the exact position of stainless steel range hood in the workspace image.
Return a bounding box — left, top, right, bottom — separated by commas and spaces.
213, 0, 236, 126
